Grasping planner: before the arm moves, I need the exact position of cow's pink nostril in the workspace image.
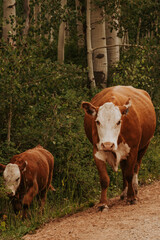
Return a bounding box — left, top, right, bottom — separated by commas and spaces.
111, 143, 114, 149
101, 142, 115, 151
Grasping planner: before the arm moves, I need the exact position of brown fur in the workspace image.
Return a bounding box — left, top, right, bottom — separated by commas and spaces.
0, 163, 5, 172
1, 145, 54, 218
82, 86, 156, 205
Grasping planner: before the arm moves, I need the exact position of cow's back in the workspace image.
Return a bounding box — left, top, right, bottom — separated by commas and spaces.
84, 86, 156, 148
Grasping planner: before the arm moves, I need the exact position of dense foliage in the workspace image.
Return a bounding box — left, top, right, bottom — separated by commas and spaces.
0, 42, 99, 197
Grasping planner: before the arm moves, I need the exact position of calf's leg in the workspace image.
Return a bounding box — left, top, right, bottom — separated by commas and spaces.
22, 179, 38, 218
39, 188, 47, 212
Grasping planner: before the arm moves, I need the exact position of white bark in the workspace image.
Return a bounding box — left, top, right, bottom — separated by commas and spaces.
3, 0, 16, 44
91, 0, 108, 87
86, 0, 96, 88
57, 0, 67, 63
76, 0, 85, 48
91, 1, 108, 88
106, 21, 120, 66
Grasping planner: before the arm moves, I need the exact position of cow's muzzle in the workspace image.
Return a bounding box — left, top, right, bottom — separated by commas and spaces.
7, 191, 15, 197
101, 142, 115, 151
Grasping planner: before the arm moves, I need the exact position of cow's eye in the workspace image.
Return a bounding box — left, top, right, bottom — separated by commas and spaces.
117, 120, 121, 126
96, 120, 100, 126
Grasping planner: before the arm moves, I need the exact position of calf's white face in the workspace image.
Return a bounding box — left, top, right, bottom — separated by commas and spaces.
96, 102, 122, 151
3, 163, 21, 196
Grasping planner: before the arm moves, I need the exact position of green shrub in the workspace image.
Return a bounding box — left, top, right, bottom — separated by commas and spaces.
0, 43, 100, 209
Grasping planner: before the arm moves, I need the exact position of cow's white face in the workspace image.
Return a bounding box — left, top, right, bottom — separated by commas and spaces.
96, 102, 122, 151
3, 163, 21, 196
82, 99, 131, 171
82, 99, 131, 151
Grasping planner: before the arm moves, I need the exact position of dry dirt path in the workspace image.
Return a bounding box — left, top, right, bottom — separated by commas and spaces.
24, 181, 160, 240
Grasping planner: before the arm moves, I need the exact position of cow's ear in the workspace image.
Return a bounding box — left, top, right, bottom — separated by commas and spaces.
120, 98, 131, 115
0, 163, 6, 173
82, 102, 98, 116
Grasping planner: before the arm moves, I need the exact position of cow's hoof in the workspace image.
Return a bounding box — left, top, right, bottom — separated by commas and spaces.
127, 199, 137, 205
120, 187, 128, 200
97, 204, 109, 212
120, 194, 125, 200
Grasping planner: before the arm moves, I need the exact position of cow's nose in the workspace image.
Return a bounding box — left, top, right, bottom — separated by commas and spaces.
101, 142, 115, 151
7, 190, 15, 197
8, 192, 13, 197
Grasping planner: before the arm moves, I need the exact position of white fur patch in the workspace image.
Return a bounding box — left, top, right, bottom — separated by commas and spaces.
95, 142, 130, 172
3, 163, 21, 196
132, 173, 138, 192
96, 102, 122, 151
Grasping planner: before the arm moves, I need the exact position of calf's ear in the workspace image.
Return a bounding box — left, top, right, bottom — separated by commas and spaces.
81, 102, 98, 117
0, 163, 6, 173
19, 161, 27, 172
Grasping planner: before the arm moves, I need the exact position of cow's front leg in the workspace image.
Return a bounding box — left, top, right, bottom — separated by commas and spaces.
94, 152, 110, 209
22, 179, 38, 218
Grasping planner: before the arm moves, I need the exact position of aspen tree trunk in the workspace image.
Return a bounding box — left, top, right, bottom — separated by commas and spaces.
3, 0, 16, 44
106, 22, 120, 66
44, 0, 53, 42
34, 1, 41, 39
7, 97, 12, 143
86, 0, 96, 88
57, 0, 67, 63
23, 0, 30, 36
136, 17, 141, 45
122, 30, 129, 48
91, 1, 108, 88
75, 0, 85, 48
34, 2, 40, 26
3, 0, 16, 144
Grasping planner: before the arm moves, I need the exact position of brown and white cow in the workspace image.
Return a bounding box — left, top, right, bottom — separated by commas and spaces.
0, 145, 54, 217
82, 86, 156, 209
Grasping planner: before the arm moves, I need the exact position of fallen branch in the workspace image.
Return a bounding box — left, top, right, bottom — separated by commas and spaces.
93, 43, 144, 52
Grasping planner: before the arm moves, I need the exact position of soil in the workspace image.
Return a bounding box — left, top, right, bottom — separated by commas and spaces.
23, 181, 160, 240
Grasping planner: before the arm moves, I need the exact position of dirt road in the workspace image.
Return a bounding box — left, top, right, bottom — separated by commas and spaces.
24, 181, 160, 240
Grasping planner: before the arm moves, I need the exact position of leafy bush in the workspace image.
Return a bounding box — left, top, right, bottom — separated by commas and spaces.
0, 43, 100, 205
138, 137, 160, 184
0, 42, 101, 238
